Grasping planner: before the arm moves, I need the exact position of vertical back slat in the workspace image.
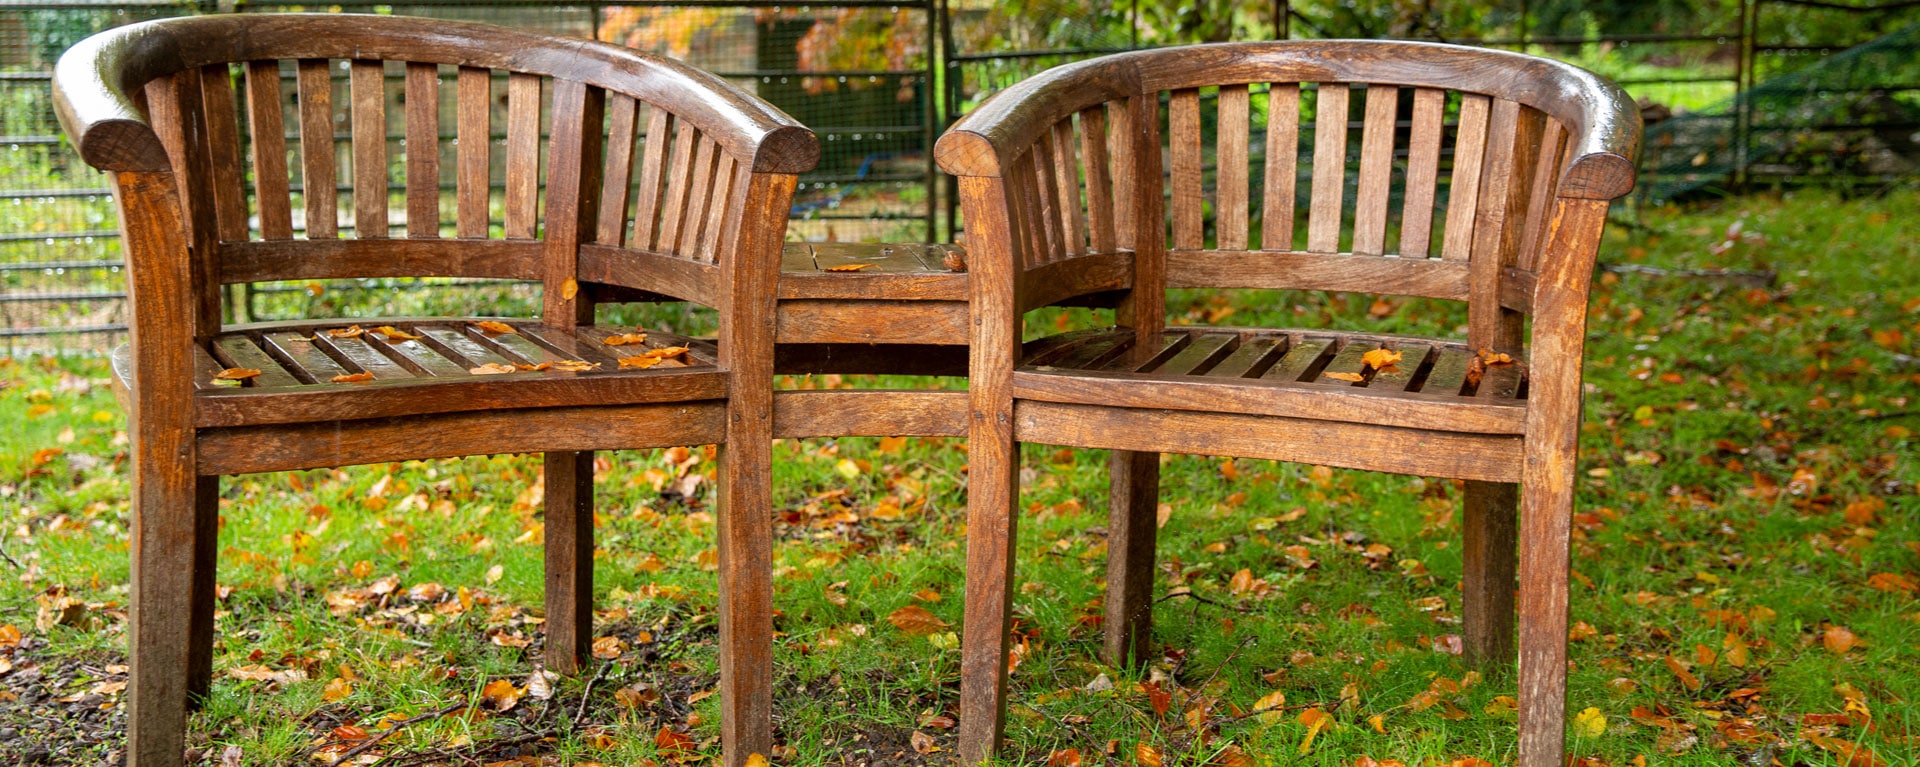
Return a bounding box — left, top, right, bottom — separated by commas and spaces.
1108, 99, 1135, 251
1050, 119, 1085, 257
1351, 84, 1398, 256
1262, 83, 1300, 251
1468, 99, 1535, 350
504, 73, 542, 240
1398, 87, 1446, 258
698, 152, 738, 262
1306, 83, 1349, 254
1031, 135, 1063, 260
1013, 151, 1046, 270
540, 79, 603, 326
1168, 88, 1203, 250
1079, 105, 1115, 254
296, 59, 336, 239
596, 93, 640, 246
631, 106, 675, 251
1215, 84, 1250, 251
1441, 94, 1492, 261
350, 60, 388, 238
711, 162, 751, 264
199, 64, 247, 243
404, 62, 440, 238
1516, 117, 1568, 270
244, 61, 293, 240
676, 136, 718, 256
656, 122, 699, 252
456, 66, 490, 238
146, 70, 223, 335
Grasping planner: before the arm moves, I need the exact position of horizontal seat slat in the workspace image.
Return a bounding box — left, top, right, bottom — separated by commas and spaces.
210, 335, 303, 387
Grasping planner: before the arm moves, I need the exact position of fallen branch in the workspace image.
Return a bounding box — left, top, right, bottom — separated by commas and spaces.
1155, 588, 1252, 613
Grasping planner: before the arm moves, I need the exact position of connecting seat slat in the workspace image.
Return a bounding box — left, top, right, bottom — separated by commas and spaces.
1018, 328, 1528, 434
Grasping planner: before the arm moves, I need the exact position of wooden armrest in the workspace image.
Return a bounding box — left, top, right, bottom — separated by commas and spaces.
53, 22, 171, 172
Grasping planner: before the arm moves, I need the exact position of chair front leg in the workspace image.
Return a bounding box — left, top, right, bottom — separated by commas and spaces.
128, 455, 215, 766
185, 477, 219, 708
544, 450, 594, 676
1516, 452, 1576, 767
717, 439, 774, 767
1462, 480, 1518, 670
1104, 450, 1160, 668
959, 438, 1021, 765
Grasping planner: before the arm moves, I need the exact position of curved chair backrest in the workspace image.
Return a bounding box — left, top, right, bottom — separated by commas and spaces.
936, 41, 1638, 353
55, 13, 817, 338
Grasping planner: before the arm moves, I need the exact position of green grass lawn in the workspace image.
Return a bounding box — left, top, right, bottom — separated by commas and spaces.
0, 188, 1915, 766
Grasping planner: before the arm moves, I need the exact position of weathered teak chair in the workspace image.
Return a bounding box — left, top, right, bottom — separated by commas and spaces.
54, 14, 814, 767
936, 42, 1638, 765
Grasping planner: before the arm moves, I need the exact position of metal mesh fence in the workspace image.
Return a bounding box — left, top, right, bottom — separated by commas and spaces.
3, 0, 1915, 353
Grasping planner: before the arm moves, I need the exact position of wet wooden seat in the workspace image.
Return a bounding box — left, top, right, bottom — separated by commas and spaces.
937, 41, 1639, 767
56, 13, 812, 767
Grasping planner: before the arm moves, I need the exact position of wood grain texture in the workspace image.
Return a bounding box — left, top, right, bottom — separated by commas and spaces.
1215, 84, 1250, 250
541, 79, 602, 325
1262, 83, 1301, 251
1167, 249, 1468, 299
1168, 88, 1203, 251
114, 170, 202, 767
596, 93, 639, 246
631, 107, 675, 250
1441, 94, 1491, 261
1463, 480, 1518, 669
198, 402, 727, 474
244, 61, 293, 240
1398, 87, 1445, 258
456, 66, 490, 238
543, 450, 593, 675
404, 62, 440, 238
197, 65, 248, 243
772, 390, 967, 438
220, 239, 540, 283
1016, 401, 1521, 482
1306, 83, 1349, 253
776, 300, 968, 346
350, 59, 388, 238
296, 59, 336, 239
144, 70, 221, 337
1078, 105, 1115, 254
1351, 84, 1397, 255
1105, 449, 1158, 668
504, 73, 542, 240
1049, 119, 1085, 258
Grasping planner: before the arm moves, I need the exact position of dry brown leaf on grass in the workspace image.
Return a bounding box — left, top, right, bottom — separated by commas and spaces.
471, 320, 516, 335
214, 367, 261, 381
887, 605, 949, 635
825, 263, 875, 271
910, 730, 939, 754
480, 679, 522, 712
330, 372, 374, 383
602, 332, 650, 346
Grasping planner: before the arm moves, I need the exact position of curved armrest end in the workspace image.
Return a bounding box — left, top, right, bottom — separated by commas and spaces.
1560, 152, 1636, 201
934, 130, 1002, 178
752, 125, 822, 174
53, 25, 172, 173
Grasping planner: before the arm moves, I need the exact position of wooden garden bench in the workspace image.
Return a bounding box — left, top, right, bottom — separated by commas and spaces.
55, 14, 813, 767
937, 41, 1640, 766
